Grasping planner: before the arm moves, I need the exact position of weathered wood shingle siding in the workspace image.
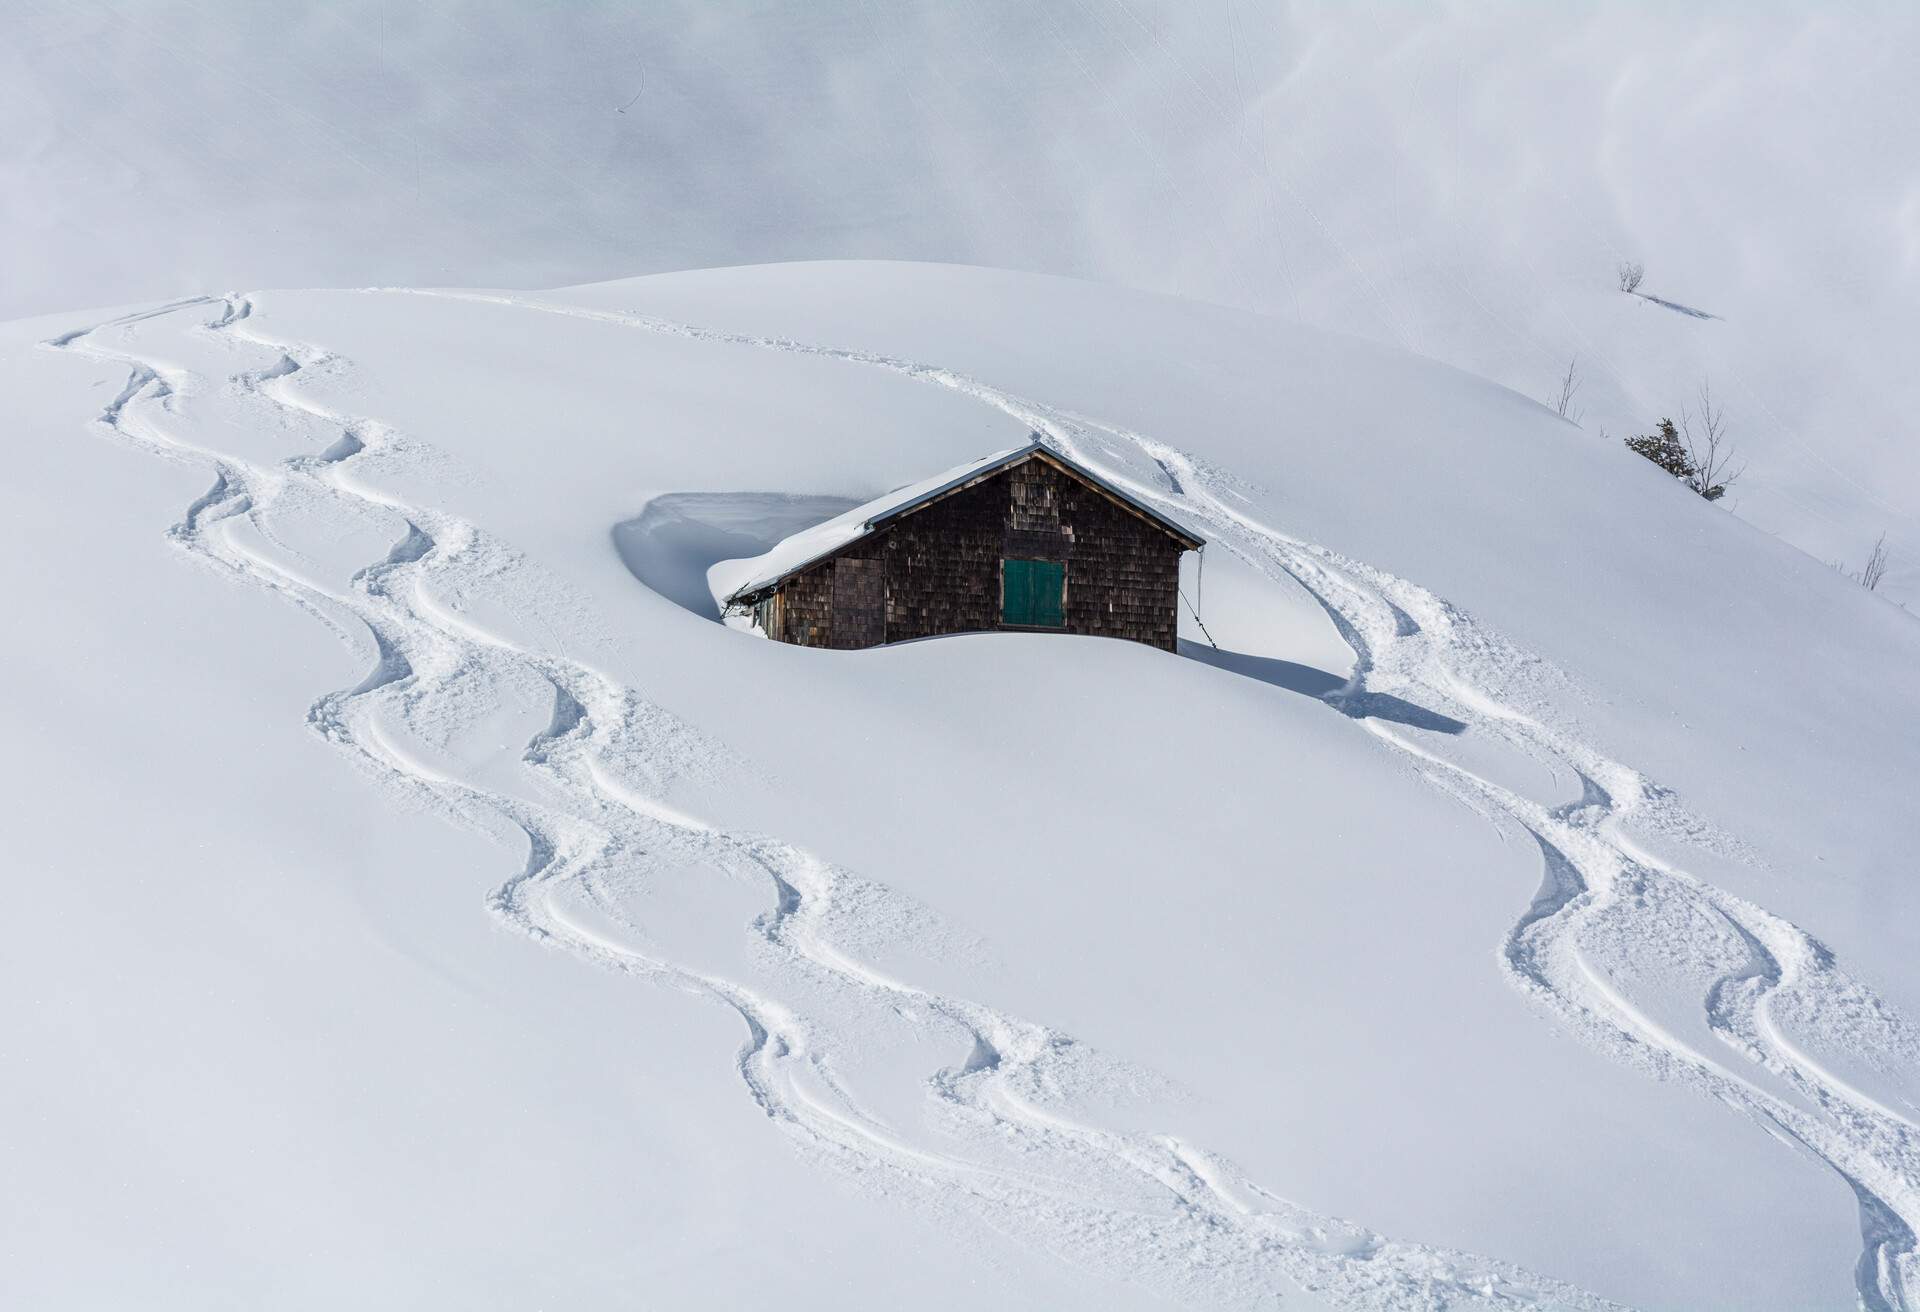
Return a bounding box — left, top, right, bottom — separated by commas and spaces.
776, 556, 838, 648
881, 465, 1014, 642
1044, 461, 1182, 650
757, 454, 1187, 652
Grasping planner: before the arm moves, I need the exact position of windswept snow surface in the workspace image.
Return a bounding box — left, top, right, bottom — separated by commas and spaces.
6, 1, 1918, 602
6, 263, 1920, 1310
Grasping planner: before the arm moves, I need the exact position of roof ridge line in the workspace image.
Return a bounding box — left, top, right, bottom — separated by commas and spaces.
717, 435, 1203, 605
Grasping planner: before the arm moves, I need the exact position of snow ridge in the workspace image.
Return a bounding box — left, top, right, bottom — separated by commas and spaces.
46, 297, 1631, 1311
389, 287, 1920, 1311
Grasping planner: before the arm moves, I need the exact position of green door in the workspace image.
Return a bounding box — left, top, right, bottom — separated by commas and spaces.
1001, 558, 1065, 627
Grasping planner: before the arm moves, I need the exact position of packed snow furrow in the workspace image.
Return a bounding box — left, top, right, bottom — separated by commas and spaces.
1068, 435, 1920, 1312
1066, 447, 1920, 1312
100, 362, 163, 425
49, 300, 912, 1213
46, 295, 219, 351
45, 292, 1637, 1310
206, 296, 251, 329
390, 289, 1920, 1308
506, 663, 1591, 1304
286, 300, 1593, 1303
50, 332, 362, 655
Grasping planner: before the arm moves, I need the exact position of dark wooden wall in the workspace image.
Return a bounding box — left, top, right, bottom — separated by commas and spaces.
763, 456, 1184, 652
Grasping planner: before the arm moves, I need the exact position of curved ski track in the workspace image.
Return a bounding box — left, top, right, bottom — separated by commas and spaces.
45, 290, 1917, 1310
397, 288, 1920, 1310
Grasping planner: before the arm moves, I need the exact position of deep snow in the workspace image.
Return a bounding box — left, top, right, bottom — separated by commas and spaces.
5, 262, 1917, 1309
4, 1, 1916, 604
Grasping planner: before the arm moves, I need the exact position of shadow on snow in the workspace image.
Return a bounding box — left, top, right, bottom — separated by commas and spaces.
614, 496, 1459, 739
1181, 641, 1467, 735
613, 491, 861, 620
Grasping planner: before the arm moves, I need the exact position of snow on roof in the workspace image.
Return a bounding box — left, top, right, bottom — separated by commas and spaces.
710, 437, 1202, 605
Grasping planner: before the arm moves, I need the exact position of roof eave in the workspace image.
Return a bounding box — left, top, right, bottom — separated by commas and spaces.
723, 440, 1206, 605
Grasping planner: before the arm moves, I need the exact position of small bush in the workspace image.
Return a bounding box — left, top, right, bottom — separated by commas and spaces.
1625, 417, 1729, 501
1625, 419, 1693, 479
1624, 386, 1742, 502
1618, 261, 1645, 293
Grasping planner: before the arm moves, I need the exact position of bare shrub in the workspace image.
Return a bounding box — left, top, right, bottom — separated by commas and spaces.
1617, 260, 1645, 293
1677, 382, 1743, 501
1859, 533, 1891, 591
1552, 357, 1583, 422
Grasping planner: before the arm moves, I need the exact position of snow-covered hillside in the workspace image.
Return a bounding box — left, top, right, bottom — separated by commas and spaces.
5, 262, 1916, 1309
4, 1, 1916, 603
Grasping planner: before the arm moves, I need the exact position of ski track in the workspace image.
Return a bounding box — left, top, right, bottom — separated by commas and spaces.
44, 289, 1919, 1310
392, 287, 1920, 1309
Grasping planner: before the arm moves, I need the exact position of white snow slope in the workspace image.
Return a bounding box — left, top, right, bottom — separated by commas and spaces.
4, 261, 1918, 1311
5, 1, 1917, 604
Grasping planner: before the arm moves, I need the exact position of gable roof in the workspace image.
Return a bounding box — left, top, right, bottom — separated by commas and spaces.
712, 436, 1204, 605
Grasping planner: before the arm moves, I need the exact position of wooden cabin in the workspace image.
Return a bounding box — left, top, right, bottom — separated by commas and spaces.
718, 438, 1204, 652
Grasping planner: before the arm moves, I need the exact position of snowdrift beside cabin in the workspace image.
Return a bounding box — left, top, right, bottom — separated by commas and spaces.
5, 262, 1918, 1311
708, 441, 1034, 604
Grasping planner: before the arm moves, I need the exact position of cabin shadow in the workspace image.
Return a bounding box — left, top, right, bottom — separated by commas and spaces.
613, 492, 862, 620
1180, 641, 1467, 735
